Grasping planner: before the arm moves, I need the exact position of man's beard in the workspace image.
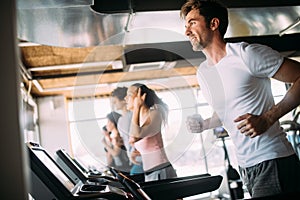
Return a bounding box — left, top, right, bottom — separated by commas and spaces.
191, 39, 204, 51
192, 42, 204, 51
191, 33, 212, 51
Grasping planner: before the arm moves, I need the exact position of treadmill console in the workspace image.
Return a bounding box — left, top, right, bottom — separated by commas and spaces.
28, 142, 223, 200
27, 142, 129, 199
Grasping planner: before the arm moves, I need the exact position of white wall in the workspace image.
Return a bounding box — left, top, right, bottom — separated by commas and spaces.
37, 96, 71, 156
0, 0, 29, 199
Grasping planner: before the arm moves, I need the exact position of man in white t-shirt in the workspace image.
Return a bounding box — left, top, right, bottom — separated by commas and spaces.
181, 0, 300, 198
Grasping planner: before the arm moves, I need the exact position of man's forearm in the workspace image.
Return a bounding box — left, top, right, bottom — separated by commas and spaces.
264, 77, 300, 126
203, 113, 222, 130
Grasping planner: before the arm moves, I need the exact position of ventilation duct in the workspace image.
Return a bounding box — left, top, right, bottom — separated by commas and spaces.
90, 0, 186, 13
17, 0, 300, 49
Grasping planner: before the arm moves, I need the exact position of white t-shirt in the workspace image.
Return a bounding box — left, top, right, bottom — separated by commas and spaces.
118, 111, 132, 153
118, 111, 143, 164
197, 42, 295, 168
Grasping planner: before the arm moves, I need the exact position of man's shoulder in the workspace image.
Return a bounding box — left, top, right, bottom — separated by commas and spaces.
199, 60, 208, 68
227, 41, 274, 59
118, 111, 132, 123
228, 41, 270, 52
227, 41, 248, 51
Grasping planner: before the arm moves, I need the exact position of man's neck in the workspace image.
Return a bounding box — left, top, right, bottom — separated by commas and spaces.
203, 39, 227, 66
121, 107, 129, 115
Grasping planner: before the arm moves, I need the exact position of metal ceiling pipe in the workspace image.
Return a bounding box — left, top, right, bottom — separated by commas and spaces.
17, 0, 300, 48
279, 16, 300, 36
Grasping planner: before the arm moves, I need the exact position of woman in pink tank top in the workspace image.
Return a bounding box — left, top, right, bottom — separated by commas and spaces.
125, 83, 177, 182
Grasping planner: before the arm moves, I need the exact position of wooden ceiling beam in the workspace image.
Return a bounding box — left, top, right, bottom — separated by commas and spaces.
28, 66, 198, 97
20, 45, 124, 67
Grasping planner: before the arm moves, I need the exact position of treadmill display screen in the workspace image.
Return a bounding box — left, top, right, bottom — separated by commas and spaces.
34, 150, 75, 190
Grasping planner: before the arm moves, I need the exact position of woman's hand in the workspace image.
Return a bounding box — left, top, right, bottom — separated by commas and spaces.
102, 138, 108, 145
133, 88, 146, 109
130, 149, 142, 165
129, 136, 140, 146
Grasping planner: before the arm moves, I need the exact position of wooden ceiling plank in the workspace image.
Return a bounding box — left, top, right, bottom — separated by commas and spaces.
21, 45, 124, 67
37, 66, 197, 89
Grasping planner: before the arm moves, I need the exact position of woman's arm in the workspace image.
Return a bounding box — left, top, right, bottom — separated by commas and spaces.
130, 88, 144, 138
105, 151, 114, 166
103, 139, 121, 157
130, 108, 162, 138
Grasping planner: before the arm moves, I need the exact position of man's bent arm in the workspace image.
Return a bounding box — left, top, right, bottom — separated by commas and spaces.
264, 58, 300, 126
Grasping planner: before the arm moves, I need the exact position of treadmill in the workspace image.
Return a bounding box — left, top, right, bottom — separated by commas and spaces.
55, 149, 114, 185
27, 142, 129, 199
56, 148, 223, 200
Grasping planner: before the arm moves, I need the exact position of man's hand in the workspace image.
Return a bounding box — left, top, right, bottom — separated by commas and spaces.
234, 113, 271, 138
186, 114, 204, 133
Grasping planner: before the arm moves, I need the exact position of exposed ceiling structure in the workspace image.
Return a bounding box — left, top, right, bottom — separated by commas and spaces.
17, 0, 300, 98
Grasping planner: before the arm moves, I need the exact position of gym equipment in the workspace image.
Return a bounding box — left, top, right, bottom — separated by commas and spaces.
214, 127, 244, 200
27, 142, 128, 199
27, 142, 223, 199
280, 111, 300, 158
110, 167, 151, 200
56, 148, 223, 199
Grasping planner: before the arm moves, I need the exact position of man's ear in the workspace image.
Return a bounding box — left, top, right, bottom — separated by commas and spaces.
210, 18, 220, 31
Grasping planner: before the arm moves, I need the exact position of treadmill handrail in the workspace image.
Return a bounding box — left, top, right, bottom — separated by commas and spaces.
139, 173, 211, 187
110, 167, 152, 200
142, 175, 223, 200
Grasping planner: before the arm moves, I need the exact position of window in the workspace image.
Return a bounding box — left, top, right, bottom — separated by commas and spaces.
67, 79, 289, 177
67, 97, 112, 171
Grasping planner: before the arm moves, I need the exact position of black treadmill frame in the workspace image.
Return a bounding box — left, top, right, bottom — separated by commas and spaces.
56, 148, 223, 199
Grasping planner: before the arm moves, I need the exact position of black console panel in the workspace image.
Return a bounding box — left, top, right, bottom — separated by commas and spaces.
27, 142, 223, 200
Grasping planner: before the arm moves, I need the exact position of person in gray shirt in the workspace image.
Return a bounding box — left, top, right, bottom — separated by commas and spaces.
111, 87, 144, 180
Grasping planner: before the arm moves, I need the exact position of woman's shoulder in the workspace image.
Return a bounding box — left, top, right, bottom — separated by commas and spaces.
149, 104, 165, 115
151, 103, 165, 110
150, 104, 168, 122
